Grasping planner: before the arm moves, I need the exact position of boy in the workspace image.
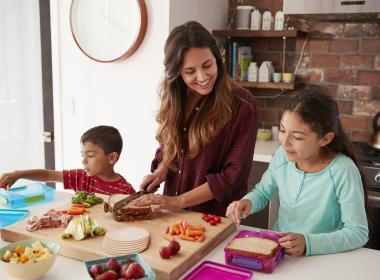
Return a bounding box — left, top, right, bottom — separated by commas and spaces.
0, 125, 135, 195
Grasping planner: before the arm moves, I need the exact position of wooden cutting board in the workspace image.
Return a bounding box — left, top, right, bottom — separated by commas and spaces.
1, 197, 235, 279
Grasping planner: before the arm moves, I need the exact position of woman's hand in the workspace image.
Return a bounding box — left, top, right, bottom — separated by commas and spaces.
279, 232, 306, 257
132, 194, 184, 212
0, 172, 19, 190
139, 165, 168, 193
226, 199, 252, 226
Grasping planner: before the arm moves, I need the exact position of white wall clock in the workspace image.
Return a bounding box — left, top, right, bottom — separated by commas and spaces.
70, 0, 148, 63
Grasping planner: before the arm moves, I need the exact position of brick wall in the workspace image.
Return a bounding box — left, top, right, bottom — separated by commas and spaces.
229, 0, 380, 142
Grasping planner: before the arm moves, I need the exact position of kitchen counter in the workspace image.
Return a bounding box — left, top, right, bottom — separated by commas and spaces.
1, 191, 380, 280
253, 140, 281, 163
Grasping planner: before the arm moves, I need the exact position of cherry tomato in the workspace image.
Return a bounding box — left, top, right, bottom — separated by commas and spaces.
214, 216, 221, 223
209, 220, 218, 226
204, 216, 212, 222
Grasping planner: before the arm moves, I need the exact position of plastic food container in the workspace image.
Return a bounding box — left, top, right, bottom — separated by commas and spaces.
0, 209, 30, 228
224, 229, 285, 273
0, 183, 55, 208
0, 239, 60, 280
183, 260, 253, 280
84, 253, 155, 280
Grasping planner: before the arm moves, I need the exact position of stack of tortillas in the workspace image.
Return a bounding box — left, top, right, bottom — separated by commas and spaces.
102, 227, 150, 255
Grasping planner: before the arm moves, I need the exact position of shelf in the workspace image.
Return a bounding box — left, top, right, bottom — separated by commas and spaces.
236, 81, 295, 90
212, 29, 306, 38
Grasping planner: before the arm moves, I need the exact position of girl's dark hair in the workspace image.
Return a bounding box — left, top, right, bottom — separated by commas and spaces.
80, 125, 122, 156
285, 89, 372, 244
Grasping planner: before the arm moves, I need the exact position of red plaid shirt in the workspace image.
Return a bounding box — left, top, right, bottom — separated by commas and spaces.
152, 87, 258, 216
63, 169, 135, 195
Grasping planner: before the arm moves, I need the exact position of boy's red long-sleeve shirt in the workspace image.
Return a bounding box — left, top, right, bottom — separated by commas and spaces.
63, 169, 135, 195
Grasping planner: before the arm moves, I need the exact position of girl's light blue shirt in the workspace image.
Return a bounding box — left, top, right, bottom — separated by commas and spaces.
244, 147, 368, 256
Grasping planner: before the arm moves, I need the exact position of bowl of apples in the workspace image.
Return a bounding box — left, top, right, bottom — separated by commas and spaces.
85, 253, 155, 280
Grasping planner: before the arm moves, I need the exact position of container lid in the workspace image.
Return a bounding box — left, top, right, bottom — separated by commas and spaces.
237, 5, 255, 10
0, 209, 30, 228
183, 260, 253, 280
0, 183, 55, 208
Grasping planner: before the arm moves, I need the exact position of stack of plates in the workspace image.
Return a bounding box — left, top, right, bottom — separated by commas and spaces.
102, 227, 150, 255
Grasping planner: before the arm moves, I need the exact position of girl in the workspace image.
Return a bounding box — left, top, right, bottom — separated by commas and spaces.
226, 90, 369, 256
133, 21, 258, 216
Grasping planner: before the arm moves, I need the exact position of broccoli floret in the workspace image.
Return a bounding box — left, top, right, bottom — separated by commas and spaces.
71, 191, 88, 204
84, 192, 103, 205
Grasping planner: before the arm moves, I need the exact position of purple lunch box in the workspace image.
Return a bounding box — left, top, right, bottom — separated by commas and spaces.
224, 229, 285, 273
183, 260, 253, 280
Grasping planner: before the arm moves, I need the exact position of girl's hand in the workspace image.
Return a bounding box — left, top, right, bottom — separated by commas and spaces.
226, 199, 252, 226
0, 172, 18, 190
279, 232, 306, 257
132, 194, 183, 212
139, 165, 168, 193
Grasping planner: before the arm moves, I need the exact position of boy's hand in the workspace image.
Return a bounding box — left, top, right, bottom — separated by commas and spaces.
139, 165, 168, 193
279, 232, 306, 257
0, 172, 18, 190
226, 199, 252, 226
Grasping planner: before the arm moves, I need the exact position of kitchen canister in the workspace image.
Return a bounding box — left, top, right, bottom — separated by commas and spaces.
274, 11, 285, 30
236, 6, 255, 30
250, 9, 262, 30
248, 62, 258, 82
262, 11, 274, 30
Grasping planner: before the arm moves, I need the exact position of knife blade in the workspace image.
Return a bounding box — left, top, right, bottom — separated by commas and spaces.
104, 184, 159, 213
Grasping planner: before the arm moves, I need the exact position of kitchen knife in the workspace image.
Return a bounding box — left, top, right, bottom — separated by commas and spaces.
104, 185, 159, 213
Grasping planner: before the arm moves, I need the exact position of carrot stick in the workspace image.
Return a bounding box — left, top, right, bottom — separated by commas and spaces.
197, 234, 206, 242
178, 223, 186, 235
187, 225, 206, 232
66, 208, 85, 215
173, 225, 180, 235
186, 229, 205, 237
182, 220, 188, 230
179, 235, 195, 241
164, 234, 175, 242
165, 226, 169, 234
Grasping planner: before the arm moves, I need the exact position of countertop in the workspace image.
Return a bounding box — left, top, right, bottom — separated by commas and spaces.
253, 140, 281, 163
1, 191, 380, 280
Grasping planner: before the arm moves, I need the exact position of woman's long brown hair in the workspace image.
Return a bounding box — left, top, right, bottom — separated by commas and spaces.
156, 21, 236, 170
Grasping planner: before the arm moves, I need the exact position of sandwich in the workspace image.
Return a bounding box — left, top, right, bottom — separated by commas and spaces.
106, 195, 152, 222
112, 202, 152, 222
226, 236, 280, 259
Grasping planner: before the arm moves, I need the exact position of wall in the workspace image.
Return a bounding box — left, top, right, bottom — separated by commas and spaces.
169, 0, 229, 31
51, 0, 229, 190
230, 0, 380, 142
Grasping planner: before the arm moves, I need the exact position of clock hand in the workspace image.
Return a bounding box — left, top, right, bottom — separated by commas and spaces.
104, 0, 110, 26
100, 13, 127, 34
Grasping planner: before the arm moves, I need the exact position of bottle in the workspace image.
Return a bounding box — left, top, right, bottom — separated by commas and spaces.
248, 62, 258, 82
250, 9, 262, 31
274, 11, 285, 31
262, 11, 273, 30
258, 61, 271, 83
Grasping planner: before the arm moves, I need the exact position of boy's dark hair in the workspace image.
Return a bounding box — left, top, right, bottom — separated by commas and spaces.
80, 125, 122, 156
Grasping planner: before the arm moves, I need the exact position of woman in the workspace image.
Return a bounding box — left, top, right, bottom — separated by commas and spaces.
134, 21, 258, 216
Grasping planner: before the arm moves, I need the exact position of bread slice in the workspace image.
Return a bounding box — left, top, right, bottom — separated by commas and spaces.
226, 236, 280, 259
112, 201, 152, 222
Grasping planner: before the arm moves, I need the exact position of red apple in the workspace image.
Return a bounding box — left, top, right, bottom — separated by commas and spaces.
105, 258, 121, 273
168, 240, 181, 255
89, 264, 103, 278
159, 246, 172, 259
95, 270, 118, 280
123, 263, 145, 279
